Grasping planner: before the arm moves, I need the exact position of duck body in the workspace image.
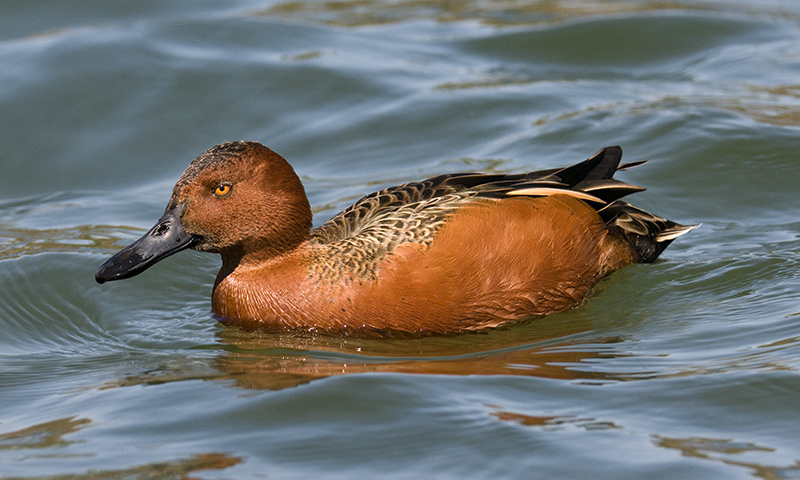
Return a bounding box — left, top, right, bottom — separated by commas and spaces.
96, 141, 695, 336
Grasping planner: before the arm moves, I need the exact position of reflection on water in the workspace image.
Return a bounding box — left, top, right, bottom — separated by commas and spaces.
490, 410, 620, 431
0, 225, 132, 261
260, 0, 712, 27
0, 192, 148, 261
7, 453, 240, 480
66, 454, 241, 480
0, 417, 90, 451
717, 74, 800, 128
99, 314, 645, 391
0, 417, 239, 478
656, 436, 800, 480
211, 330, 631, 391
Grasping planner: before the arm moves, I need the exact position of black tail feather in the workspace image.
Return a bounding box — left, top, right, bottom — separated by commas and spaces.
599, 201, 698, 263
553, 146, 623, 186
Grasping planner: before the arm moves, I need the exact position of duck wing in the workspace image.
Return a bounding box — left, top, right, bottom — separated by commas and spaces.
310, 146, 643, 244
307, 146, 695, 274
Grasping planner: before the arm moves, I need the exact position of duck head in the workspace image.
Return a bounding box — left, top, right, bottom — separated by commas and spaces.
95, 141, 312, 283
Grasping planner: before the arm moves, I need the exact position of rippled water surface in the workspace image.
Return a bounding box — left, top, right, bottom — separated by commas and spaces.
3, 1, 800, 478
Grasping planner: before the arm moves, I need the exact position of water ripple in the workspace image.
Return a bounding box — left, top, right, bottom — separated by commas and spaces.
0, 255, 116, 356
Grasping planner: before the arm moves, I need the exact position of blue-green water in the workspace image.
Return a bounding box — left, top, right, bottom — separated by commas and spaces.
3, 1, 800, 478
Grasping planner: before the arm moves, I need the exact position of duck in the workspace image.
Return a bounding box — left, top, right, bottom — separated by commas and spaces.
96, 141, 696, 336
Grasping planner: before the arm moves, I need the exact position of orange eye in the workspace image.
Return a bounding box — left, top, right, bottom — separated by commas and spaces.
214, 184, 231, 196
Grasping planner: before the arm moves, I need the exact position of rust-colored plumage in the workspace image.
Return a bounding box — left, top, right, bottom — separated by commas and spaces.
96, 141, 696, 336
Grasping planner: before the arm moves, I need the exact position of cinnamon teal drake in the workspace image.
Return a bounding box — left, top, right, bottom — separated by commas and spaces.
96, 141, 696, 336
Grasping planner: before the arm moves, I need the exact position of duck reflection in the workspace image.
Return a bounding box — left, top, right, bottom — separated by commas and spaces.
208, 310, 637, 391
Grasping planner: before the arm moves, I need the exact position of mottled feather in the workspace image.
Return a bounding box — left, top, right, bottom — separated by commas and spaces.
306, 146, 695, 280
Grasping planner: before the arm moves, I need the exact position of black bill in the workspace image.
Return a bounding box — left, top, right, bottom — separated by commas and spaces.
95, 204, 197, 284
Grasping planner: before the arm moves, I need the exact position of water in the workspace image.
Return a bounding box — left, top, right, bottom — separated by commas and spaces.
2, 1, 800, 478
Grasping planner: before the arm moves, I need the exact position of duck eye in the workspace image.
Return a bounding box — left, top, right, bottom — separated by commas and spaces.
214, 184, 231, 196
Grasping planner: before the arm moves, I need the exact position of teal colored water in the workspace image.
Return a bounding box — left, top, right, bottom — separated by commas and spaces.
3, 1, 800, 478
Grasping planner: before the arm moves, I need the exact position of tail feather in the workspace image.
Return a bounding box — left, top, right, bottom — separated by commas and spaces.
557, 146, 697, 263
572, 178, 646, 203
599, 201, 699, 263
501, 145, 697, 264
552, 146, 623, 186
656, 224, 700, 242
617, 160, 647, 171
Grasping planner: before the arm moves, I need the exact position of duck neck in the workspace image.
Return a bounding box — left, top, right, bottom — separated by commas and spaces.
214, 235, 308, 288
